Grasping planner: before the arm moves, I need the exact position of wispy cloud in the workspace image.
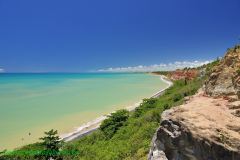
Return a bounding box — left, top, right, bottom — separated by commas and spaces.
97, 60, 212, 72
0, 68, 5, 73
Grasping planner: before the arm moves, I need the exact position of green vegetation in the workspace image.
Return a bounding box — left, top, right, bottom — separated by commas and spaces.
234, 44, 240, 50
1, 75, 204, 160
227, 44, 240, 53
237, 68, 240, 76
0, 150, 6, 158
202, 59, 220, 75
100, 110, 129, 139
0, 130, 64, 160
37, 129, 64, 160
151, 71, 169, 76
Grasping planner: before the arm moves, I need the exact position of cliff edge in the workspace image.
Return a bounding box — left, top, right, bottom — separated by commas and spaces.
149, 45, 240, 160
205, 45, 240, 98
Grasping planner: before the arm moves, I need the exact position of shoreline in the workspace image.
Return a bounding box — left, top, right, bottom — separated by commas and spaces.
61, 75, 173, 142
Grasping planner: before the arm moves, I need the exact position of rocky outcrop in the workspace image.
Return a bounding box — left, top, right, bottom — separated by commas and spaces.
205, 45, 240, 97
148, 91, 240, 160
149, 45, 240, 160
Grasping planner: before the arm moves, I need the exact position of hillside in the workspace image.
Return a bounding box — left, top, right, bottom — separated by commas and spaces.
149, 45, 240, 160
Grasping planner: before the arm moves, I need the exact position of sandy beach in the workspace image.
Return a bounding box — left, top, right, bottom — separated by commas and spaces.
61, 75, 173, 142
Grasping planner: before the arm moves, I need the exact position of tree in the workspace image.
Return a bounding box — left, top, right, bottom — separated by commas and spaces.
37, 129, 63, 160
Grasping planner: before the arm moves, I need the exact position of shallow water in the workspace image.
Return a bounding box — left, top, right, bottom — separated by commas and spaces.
0, 73, 168, 150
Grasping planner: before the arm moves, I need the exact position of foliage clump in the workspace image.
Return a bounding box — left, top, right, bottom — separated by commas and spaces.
37, 129, 64, 160
100, 109, 129, 139
236, 68, 240, 76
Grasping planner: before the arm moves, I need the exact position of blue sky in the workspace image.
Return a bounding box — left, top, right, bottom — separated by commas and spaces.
0, 0, 239, 72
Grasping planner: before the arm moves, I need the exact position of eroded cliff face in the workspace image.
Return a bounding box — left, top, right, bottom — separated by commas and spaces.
149, 46, 240, 160
148, 91, 240, 160
205, 45, 240, 98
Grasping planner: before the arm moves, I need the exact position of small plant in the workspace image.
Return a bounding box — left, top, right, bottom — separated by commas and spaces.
219, 132, 227, 144
0, 149, 7, 157
216, 129, 230, 146
234, 44, 240, 50
173, 93, 183, 102
163, 103, 170, 110
227, 48, 234, 52
236, 68, 240, 76
37, 129, 63, 160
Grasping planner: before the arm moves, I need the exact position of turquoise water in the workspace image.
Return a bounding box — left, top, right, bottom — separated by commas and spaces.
0, 73, 168, 150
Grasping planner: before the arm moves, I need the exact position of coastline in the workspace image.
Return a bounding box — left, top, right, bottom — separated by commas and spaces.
61, 75, 173, 142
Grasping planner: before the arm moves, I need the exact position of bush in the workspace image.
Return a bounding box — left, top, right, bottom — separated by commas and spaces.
237, 68, 240, 76
36, 129, 64, 160
100, 109, 129, 139
163, 103, 170, 110
173, 93, 183, 102
134, 98, 157, 117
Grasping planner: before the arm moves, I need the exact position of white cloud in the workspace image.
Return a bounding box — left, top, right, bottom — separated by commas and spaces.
97, 60, 212, 72
0, 68, 5, 73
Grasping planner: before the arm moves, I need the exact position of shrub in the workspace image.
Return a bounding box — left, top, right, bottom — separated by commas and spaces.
163, 103, 170, 110
134, 98, 157, 118
100, 109, 129, 139
36, 129, 64, 160
173, 93, 183, 102
237, 68, 240, 76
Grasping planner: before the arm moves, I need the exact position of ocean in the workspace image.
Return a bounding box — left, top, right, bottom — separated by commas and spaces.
0, 73, 168, 150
